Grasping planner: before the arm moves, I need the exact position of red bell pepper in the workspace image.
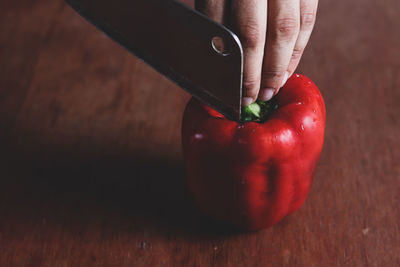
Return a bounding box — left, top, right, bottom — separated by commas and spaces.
182, 74, 326, 230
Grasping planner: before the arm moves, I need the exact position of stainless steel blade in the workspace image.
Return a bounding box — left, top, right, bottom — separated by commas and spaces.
66, 0, 243, 121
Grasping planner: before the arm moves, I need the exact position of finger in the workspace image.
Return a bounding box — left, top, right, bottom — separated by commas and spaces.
195, 0, 226, 23
259, 0, 300, 101
286, 0, 318, 75
230, 0, 268, 106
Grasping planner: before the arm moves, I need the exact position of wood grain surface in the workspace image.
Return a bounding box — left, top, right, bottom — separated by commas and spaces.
1, 0, 399, 266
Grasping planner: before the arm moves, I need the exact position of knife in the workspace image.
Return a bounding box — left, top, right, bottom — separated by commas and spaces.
66, 0, 244, 121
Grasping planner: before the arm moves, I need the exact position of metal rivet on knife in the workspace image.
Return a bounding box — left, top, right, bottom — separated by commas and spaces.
211, 36, 231, 56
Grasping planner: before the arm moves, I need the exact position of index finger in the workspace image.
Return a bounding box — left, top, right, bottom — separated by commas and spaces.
230, 0, 268, 106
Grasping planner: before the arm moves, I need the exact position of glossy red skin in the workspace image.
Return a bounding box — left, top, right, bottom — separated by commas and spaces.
182, 74, 326, 230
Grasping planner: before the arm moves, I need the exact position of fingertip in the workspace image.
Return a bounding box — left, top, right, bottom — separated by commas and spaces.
242, 97, 254, 107
258, 88, 275, 101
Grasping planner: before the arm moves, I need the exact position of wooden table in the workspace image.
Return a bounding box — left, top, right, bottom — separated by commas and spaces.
1, 0, 399, 266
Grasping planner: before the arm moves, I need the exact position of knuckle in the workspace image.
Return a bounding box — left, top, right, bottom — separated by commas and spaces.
261, 69, 286, 87
271, 17, 299, 41
237, 21, 264, 48
301, 12, 316, 29
242, 77, 260, 92
291, 48, 303, 60
262, 69, 283, 79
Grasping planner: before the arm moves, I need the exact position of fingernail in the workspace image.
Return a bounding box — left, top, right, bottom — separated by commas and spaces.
281, 72, 289, 87
259, 88, 275, 101
242, 97, 253, 106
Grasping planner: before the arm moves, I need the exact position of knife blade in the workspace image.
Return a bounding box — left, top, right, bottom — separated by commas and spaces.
66, 0, 243, 121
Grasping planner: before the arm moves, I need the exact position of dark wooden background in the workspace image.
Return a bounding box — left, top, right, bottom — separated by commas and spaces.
1, 0, 399, 266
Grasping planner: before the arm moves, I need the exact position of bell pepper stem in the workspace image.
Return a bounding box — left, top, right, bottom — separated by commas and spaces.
241, 100, 278, 122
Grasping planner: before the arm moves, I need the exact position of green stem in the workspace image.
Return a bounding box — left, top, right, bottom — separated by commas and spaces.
241, 100, 278, 122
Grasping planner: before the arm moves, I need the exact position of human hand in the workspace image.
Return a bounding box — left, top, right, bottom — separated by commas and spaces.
196, 0, 318, 106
